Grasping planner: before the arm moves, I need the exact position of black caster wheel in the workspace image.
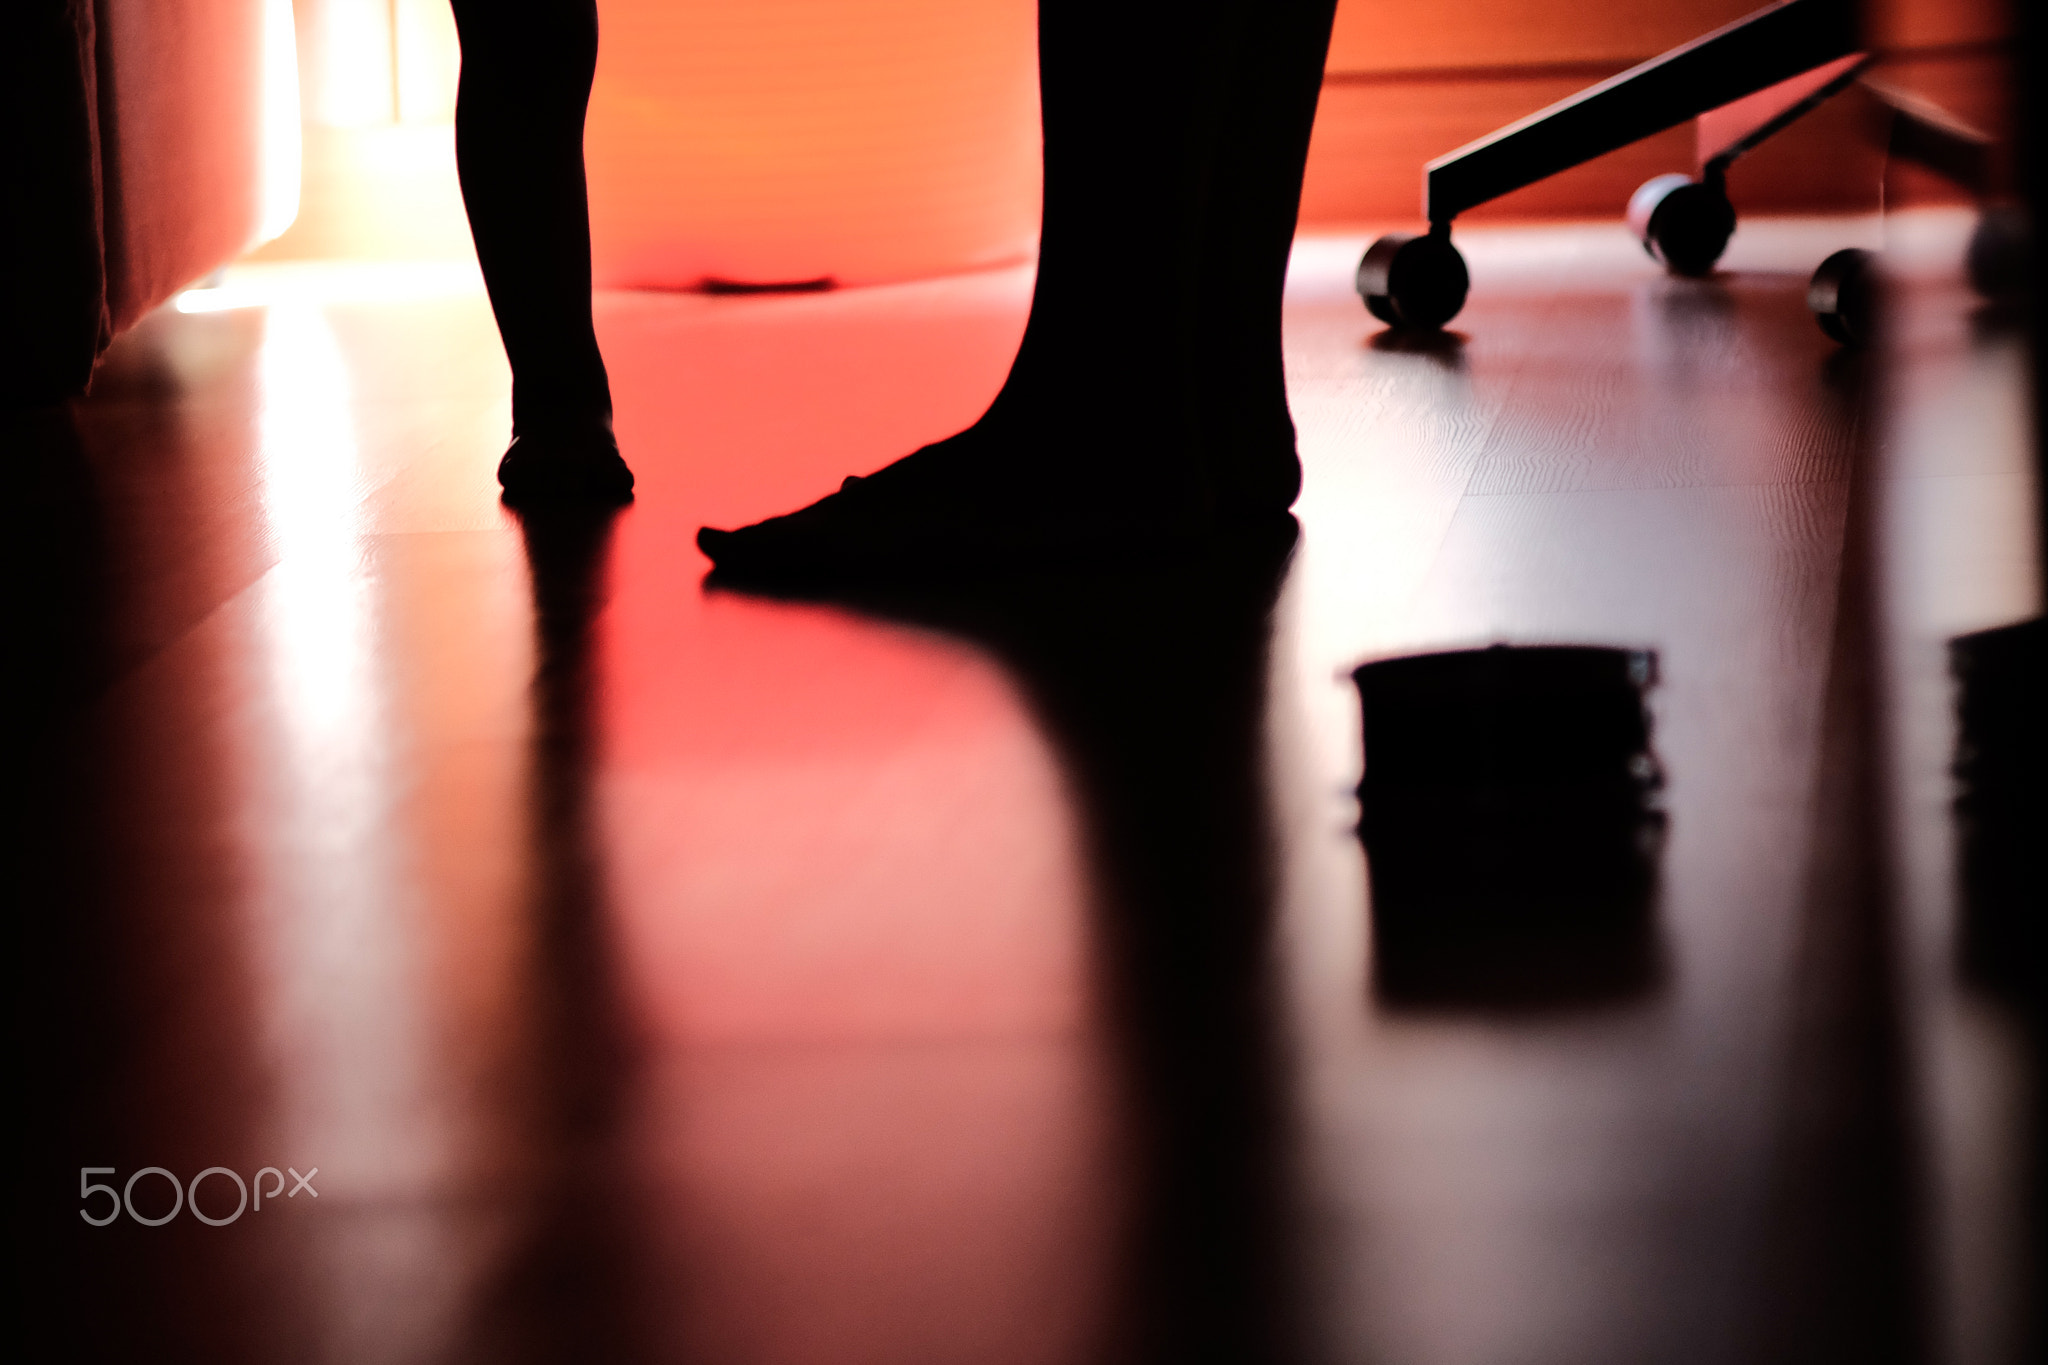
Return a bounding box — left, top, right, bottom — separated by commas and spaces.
1808, 247, 1878, 346
1627, 174, 1737, 277
1966, 205, 2030, 304
1357, 231, 1470, 331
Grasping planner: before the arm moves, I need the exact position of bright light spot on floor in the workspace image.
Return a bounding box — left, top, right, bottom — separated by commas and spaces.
175, 261, 486, 313
257, 303, 373, 743
251, 303, 448, 1244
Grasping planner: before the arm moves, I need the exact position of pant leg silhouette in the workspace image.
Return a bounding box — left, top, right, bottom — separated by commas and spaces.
448, 0, 613, 441
446, 0, 1339, 527
697, 0, 1339, 576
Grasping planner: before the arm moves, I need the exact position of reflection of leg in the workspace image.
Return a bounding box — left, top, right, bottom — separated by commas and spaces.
469, 505, 647, 1356
784, 521, 1303, 1355
698, 0, 1337, 580
1012, 541, 1300, 1359
450, 0, 632, 502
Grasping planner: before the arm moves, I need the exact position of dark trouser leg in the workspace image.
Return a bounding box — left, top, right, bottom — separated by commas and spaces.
449, 0, 613, 441
989, 0, 1209, 431
997, 0, 1335, 459
1188, 0, 1338, 510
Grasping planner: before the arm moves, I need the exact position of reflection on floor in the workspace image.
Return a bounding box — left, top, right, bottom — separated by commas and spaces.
19, 211, 2041, 1365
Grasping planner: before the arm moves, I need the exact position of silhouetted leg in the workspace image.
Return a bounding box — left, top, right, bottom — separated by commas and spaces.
697, 0, 1338, 580
449, 0, 633, 503
467, 504, 650, 1357
1003, 538, 1301, 1361
796, 520, 1306, 1359
1187, 0, 1336, 513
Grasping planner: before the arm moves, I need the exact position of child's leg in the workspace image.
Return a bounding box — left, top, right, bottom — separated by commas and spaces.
449, 0, 631, 502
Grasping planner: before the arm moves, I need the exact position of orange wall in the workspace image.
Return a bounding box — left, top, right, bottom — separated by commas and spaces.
583, 0, 1041, 290
260, 0, 2017, 272
1327, 0, 1762, 73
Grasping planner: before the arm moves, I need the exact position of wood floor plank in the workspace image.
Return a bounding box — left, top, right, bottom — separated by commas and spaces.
27, 212, 2036, 1365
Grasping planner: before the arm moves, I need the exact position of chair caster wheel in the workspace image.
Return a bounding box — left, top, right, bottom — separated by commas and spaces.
1628, 174, 1736, 277
1357, 232, 1470, 331
1808, 248, 1878, 346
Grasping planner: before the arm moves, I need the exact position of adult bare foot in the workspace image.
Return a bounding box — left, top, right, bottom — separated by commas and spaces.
696, 414, 1297, 583
698, 0, 1333, 584
497, 423, 635, 506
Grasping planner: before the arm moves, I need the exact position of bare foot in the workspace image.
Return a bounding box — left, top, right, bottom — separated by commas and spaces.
497, 424, 634, 506
696, 412, 1299, 584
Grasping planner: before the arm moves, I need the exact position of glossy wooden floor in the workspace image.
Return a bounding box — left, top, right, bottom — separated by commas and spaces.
19, 212, 2041, 1364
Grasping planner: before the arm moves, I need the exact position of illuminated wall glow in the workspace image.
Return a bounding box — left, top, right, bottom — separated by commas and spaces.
298, 0, 459, 128
302, 0, 396, 127
392, 0, 460, 124
258, 0, 304, 244
177, 260, 484, 313
585, 0, 1042, 289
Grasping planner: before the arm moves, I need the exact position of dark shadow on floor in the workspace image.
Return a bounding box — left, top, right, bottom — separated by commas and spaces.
463, 504, 654, 1364
1951, 616, 2046, 1005
1366, 328, 1468, 366
1746, 343, 1929, 1365
1950, 612, 2046, 1365
17, 401, 322, 1362
709, 516, 1306, 1363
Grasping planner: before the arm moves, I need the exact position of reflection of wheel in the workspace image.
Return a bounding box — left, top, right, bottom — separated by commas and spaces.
1627, 174, 1737, 277
1356, 232, 1470, 331
1966, 205, 2030, 303
1808, 248, 1877, 345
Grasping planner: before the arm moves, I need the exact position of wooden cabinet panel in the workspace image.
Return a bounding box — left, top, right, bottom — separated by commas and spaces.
1304, 0, 2014, 224
1327, 0, 1762, 76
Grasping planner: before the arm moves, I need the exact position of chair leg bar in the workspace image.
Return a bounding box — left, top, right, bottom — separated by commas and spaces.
1862, 81, 1996, 196
1424, 0, 1857, 223
1697, 53, 1868, 178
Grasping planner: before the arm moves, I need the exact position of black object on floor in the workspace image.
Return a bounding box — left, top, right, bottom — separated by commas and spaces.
1951, 616, 2046, 1004
1804, 86, 2015, 346
1354, 644, 1665, 1009
1808, 247, 1880, 346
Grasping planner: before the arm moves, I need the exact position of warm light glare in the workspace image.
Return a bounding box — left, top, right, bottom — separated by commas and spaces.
249, 305, 463, 1364
254, 301, 451, 1188
176, 261, 486, 313
392, 0, 462, 123
257, 303, 372, 738
258, 0, 304, 244
303, 0, 459, 127
308, 0, 398, 127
